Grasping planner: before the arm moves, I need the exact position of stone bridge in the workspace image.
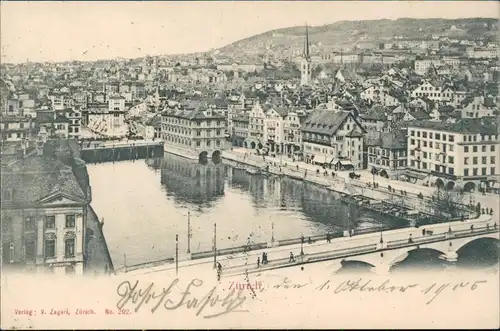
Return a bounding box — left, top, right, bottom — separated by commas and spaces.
338, 229, 499, 274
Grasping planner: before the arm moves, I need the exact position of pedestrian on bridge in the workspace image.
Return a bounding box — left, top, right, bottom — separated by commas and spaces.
257, 257, 260, 267
289, 252, 295, 263
326, 233, 331, 243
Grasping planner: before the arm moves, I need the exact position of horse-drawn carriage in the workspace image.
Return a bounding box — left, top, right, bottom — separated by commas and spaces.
349, 172, 361, 180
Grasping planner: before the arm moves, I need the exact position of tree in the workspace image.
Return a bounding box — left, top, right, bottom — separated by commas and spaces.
427, 188, 465, 220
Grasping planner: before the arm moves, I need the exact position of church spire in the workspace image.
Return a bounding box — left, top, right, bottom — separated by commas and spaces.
304, 23, 310, 60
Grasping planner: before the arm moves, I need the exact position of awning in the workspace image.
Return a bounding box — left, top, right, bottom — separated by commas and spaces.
339, 160, 353, 166
330, 158, 339, 164
402, 169, 427, 180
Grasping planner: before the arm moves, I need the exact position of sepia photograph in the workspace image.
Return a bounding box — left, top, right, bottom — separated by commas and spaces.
1, 0, 499, 329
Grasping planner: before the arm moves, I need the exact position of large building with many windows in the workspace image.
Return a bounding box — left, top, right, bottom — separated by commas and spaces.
161, 103, 226, 159
406, 120, 500, 191
301, 110, 366, 169
1, 143, 91, 275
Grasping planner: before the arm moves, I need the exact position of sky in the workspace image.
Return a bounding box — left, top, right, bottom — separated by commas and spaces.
1, 1, 498, 64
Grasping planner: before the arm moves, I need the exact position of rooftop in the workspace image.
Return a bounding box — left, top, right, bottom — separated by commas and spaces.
408, 119, 498, 135
1, 154, 86, 207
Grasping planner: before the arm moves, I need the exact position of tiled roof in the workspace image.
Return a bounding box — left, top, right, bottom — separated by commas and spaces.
1, 155, 86, 206
408, 119, 498, 135
302, 110, 349, 135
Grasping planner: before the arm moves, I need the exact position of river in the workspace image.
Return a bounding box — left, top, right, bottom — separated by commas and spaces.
87, 153, 498, 270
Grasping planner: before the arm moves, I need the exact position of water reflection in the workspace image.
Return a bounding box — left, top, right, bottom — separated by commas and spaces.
88, 153, 496, 269
159, 153, 225, 207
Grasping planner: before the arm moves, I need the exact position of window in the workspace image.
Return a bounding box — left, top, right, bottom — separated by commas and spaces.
65, 215, 75, 228
491, 145, 496, 152
429, 141, 433, 148
464, 146, 469, 153
25, 241, 36, 260
64, 239, 75, 258
429, 133, 433, 139
417, 131, 421, 137
482, 145, 486, 153
464, 157, 469, 165
472, 146, 477, 153
422, 132, 427, 138
410, 130, 415, 136
410, 139, 415, 145
423, 141, 427, 147
24, 217, 35, 231
45, 216, 55, 229
423, 152, 428, 159
435, 133, 441, 140
45, 239, 56, 258
473, 168, 478, 176
464, 169, 469, 176
449, 144, 454, 152
491, 167, 496, 175
482, 156, 487, 164
473, 157, 478, 165
491, 156, 496, 164
482, 168, 487, 175
448, 156, 454, 164
2, 217, 12, 232
448, 135, 454, 142
448, 167, 454, 175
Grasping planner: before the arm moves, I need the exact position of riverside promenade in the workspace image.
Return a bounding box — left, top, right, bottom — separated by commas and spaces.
222, 148, 500, 216
121, 214, 498, 277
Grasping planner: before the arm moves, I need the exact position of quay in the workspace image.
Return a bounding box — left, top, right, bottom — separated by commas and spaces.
80, 139, 164, 163
221, 150, 476, 225
120, 214, 498, 276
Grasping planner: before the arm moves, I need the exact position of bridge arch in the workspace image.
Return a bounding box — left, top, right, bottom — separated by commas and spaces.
445, 181, 455, 191
454, 234, 499, 253
435, 178, 444, 189
463, 181, 476, 192
337, 259, 375, 273
198, 151, 208, 165
389, 247, 448, 269
212, 150, 222, 165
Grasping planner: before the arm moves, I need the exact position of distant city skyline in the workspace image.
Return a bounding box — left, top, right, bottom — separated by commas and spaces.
1, 1, 498, 64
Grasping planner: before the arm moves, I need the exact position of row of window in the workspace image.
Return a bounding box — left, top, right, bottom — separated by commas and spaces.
19, 215, 76, 231
411, 130, 455, 141
410, 160, 497, 177
464, 145, 496, 153
6, 237, 75, 261
369, 158, 406, 167
464, 156, 496, 165
163, 118, 224, 126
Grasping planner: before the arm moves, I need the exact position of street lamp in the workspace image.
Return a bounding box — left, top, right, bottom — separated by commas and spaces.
271, 221, 275, 243
175, 234, 179, 275
300, 234, 304, 256
187, 211, 191, 254
213, 222, 217, 269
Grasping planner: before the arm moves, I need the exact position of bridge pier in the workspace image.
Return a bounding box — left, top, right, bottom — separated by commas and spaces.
328, 259, 344, 275
371, 263, 392, 275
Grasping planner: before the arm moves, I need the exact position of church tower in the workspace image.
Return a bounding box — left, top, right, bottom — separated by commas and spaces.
300, 23, 312, 86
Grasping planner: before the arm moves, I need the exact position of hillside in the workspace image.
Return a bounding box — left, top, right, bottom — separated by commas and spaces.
216, 17, 498, 59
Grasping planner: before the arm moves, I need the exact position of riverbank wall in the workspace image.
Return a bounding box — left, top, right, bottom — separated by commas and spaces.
80, 140, 164, 164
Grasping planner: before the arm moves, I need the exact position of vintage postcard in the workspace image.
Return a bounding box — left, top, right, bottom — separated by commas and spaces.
1, 0, 499, 329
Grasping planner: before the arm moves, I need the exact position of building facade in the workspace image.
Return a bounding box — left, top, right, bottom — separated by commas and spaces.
301, 110, 366, 168
1, 151, 90, 276
407, 120, 500, 191
161, 105, 226, 158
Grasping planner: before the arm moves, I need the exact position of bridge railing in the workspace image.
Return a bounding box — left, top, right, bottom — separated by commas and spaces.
225, 228, 499, 277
